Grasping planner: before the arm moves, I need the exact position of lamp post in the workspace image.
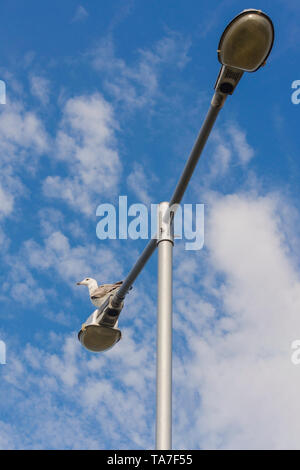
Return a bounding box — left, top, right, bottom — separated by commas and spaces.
156, 202, 174, 449
78, 9, 274, 450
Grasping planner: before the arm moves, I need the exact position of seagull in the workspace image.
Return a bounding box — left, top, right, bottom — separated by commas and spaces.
76, 277, 131, 308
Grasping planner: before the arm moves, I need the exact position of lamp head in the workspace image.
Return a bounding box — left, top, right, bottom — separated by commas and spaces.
78, 297, 124, 353
218, 9, 274, 72
214, 9, 274, 97
78, 324, 121, 352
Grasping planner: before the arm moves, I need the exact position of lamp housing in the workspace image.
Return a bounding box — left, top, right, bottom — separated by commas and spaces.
78, 296, 123, 352
214, 9, 274, 95
218, 9, 274, 72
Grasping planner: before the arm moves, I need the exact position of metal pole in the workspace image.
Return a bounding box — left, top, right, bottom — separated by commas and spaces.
169, 92, 226, 208
156, 202, 174, 450
111, 92, 227, 309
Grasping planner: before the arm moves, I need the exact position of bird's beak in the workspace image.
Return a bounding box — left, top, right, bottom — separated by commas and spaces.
76, 281, 83, 285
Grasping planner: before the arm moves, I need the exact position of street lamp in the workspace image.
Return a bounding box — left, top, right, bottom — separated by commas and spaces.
215, 9, 274, 95
78, 297, 123, 352
78, 9, 274, 450
218, 9, 274, 71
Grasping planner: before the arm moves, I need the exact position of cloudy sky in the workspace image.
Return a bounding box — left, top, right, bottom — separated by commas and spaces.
0, 0, 300, 450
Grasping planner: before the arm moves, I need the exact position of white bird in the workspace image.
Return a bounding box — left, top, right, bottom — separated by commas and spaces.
76, 277, 131, 308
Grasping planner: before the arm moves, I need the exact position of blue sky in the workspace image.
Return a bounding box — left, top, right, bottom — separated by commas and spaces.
0, 0, 300, 449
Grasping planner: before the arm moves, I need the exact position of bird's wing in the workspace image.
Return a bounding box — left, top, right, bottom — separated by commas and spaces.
90, 282, 123, 299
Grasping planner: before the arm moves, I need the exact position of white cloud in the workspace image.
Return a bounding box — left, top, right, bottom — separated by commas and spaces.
30, 75, 50, 105
0, 422, 16, 449
0, 325, 155, 449
0, 83, 297, 449
0, 100, 49, 218
227, 124, 255, 165
91, 33, 191, 108
0, 185, 14, 217
71, 5, 89, 23
1, 255, 48, 307
0, 224, 124, 319
0, 227, 9, 251
207, 123, 255, 184
209, 142, 232, 179
0, 101, 48, 156
43, 93, 121, 215
127, 162, 156, 205
23, 230, 123, 286
172, 190, 300, 449
1, 189, 300, 449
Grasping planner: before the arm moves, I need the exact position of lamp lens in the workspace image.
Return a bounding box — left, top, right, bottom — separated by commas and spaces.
219, 13, 274, 72
79, 325, 121, 352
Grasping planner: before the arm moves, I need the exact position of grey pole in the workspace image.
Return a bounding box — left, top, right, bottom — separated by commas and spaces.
156, 202, 174, 450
